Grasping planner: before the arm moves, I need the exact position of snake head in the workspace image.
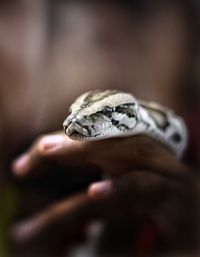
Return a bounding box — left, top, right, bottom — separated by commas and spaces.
63, 90, 139, 141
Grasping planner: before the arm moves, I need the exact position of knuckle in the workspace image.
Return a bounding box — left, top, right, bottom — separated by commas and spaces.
136, 135, 158, 157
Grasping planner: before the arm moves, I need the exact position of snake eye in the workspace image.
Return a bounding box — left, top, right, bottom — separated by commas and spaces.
101, 106, 112, 117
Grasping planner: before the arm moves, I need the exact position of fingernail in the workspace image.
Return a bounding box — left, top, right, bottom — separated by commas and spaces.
11, 218, 42, 243
88, 181, 112, 198
39, 135, 65, 152
12, 154, 31, 176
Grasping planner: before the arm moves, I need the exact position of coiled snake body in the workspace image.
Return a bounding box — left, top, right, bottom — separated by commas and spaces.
63, 90, 188, 158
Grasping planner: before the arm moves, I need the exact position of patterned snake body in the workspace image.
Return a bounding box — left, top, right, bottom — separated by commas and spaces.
63, 90, 188, 158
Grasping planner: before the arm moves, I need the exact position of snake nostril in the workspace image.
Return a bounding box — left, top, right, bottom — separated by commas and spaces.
64, 118, 91, 137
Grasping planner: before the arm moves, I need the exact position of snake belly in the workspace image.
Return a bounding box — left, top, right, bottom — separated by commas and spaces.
63, 90, 188, 158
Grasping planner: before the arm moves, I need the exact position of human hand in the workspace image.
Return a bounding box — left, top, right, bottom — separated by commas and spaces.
11, 132, 200, 255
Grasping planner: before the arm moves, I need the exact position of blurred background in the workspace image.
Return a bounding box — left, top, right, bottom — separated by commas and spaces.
0, 0, 199, 256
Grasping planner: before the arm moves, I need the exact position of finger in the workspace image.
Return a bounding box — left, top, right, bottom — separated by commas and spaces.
88, 180, 113, 199
12, 132, 66, 177
12, 132, 188, 178
11, 192, 95, 243
84, 135, 189, 176
11, 132, 88, 177
11, 180, 115, 244
87, 170, 199, 228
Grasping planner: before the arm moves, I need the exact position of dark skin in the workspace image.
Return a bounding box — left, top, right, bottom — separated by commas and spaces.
11, 132, 200, 255
0, 2, 197, 255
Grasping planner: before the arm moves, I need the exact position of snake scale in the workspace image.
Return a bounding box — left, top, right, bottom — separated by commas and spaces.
63, 90, 188, 158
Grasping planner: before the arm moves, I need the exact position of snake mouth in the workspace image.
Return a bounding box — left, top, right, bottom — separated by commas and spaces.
64, 119, 90, 139
67, 131, 88, 140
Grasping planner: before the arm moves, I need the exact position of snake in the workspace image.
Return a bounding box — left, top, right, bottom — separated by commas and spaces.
63, 90, 188, 158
